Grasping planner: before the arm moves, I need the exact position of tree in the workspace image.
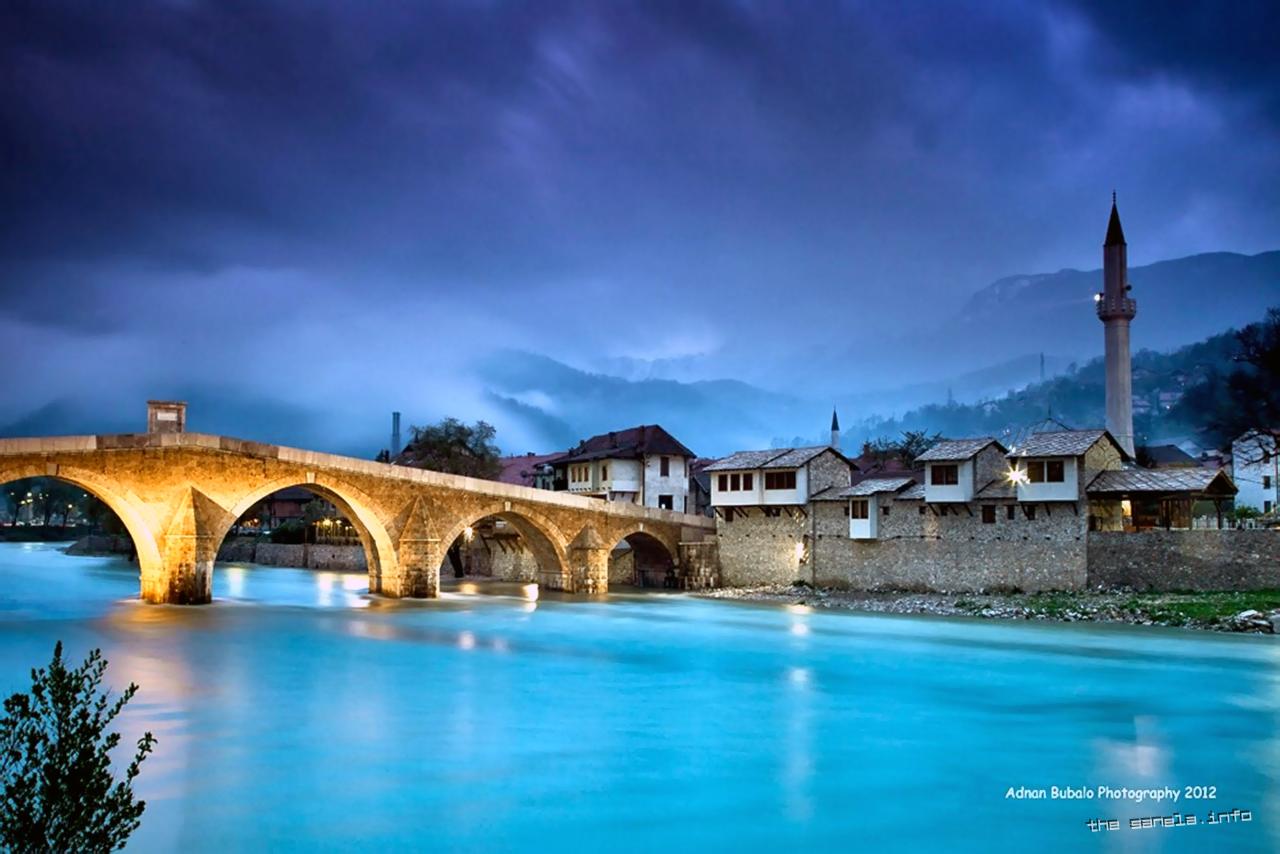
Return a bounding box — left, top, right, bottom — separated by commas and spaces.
0, 642, 156, 852
399, 418, 502, 480
1174, 307, 1280, 462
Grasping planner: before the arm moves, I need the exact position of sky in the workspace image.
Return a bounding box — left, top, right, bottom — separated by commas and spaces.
2, 0, 1278, 455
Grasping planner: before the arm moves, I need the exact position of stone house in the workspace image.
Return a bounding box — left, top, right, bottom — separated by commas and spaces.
713, 427, 1248, 594
705, 445, 855, 586
554, 425, 695, 511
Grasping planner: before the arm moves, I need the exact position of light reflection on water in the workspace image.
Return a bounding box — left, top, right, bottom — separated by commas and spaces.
0, 542, 1277, 853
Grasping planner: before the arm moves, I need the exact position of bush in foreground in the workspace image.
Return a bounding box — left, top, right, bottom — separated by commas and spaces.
0, 642, 156, 852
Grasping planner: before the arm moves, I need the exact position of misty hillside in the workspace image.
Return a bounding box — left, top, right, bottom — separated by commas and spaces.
941, 250, 1279, 367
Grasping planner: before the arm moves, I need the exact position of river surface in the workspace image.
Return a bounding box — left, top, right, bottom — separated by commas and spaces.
0, 542, 1276, 852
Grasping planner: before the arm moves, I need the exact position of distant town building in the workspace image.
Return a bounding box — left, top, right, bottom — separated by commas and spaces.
554, 425, 695, 511
496, 452, 566, 491
1232, 430, 1279, 514
1137, 444, 1198, 468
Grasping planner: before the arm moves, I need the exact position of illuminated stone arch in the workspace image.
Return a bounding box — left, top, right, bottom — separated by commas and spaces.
437, 502, 571, 589
0, 463, 164, 584
222, 474, 399, 590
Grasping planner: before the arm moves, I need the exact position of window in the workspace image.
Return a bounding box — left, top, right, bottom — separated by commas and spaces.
919, 505, 926, 515
1265, 475, 1273, 489
658, 495, 673, 510
850, 499, 869, 519
1006, 505, 1015, 520
660, 456, 670, 476
930, 464, 959, 486
743, 473, 754, 491
1265, 500, 1273, 512
765, 470, 797, 490
982, 505, 996, 524
718, 474, 728, 492
730, 473, 741, 491
601, 464, 608, 481
1025, 460, 1065, 484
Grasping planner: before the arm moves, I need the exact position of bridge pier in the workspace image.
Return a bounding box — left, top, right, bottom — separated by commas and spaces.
568, 526, 610, 594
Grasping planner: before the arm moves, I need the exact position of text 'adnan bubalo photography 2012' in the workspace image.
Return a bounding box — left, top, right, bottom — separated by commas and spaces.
1, 1, 1278, 851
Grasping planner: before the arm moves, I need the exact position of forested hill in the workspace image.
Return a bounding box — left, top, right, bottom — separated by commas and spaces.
838, 314, 1266, 452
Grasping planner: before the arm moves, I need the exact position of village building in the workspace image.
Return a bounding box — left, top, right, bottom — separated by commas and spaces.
496, 452, 566, 491
554, 425, 695, 511
1231, 430, 1279, 514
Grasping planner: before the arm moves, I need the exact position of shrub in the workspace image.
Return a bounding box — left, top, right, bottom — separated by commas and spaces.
0, 642, 156, 852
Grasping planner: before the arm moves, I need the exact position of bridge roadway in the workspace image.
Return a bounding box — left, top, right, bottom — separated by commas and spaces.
0, 432, 715, 604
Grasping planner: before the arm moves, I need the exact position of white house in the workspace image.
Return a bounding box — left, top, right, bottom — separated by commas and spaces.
1006, 429, 1130, 504
813, 477, 917, 539
1232, 430, 1279, 514
555, 425, 695, 511
914, 438, 1008, 503
706, 446, 853, 509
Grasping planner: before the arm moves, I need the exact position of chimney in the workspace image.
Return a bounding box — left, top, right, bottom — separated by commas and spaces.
391, 411, 402, 457
147, 400, 187, 434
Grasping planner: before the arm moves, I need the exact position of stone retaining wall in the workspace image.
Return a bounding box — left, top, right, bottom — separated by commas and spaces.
252, 543, 367, 572
1087, 530, 1280, 591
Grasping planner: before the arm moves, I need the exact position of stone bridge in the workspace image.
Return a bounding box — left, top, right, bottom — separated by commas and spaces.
0, 431, 715, 604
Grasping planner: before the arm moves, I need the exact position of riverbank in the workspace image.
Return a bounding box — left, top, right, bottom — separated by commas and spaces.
700, 584, 1280, 634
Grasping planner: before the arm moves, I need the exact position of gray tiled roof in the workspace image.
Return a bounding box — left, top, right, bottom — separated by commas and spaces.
704, 445, 836, 472
915, 437, 1003, 462
895, 482, 927, 500
975, 479, 1016, 499
810, 477, 915, 501
1007, 429, 1114, 459
1087, 468, 1236, 495
846, 476, 916, 497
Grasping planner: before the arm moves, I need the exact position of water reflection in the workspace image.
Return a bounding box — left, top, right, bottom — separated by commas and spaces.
0, 543, 1275, 853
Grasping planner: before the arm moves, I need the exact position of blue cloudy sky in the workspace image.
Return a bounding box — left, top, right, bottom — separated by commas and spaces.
2, 1, 1277, 455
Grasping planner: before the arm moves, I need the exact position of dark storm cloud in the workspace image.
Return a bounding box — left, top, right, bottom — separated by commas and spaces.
1, 0, 1277, 448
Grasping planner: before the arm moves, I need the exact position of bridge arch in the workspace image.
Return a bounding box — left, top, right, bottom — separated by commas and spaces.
606, 526, 680, 589
437, 502, 571, 590
221, 474, 399, 592
0, 463, 165, 583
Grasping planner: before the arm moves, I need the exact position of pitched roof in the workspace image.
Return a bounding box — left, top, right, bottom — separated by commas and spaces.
1087, 468, 1237, 496
895, 482, 927, 500
811, 477, 915, 501
1007, 429, 1128, 460
704, 445, 850, 472
975, 479, 1016, 500
1138, 444, 1197, 467
558, 425, 694, 464
915, 437, 1005, 462
496, 452, 566, 487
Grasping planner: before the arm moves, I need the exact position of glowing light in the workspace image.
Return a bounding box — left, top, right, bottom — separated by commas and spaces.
786, 603, 812, 615
1094, 293, 1103, 302
463, 526, 475, 542
458, 582, 478, 595
458, 631, 476, 650
1006, 466, 1028, 486
521, 583, 540, 601
790, 622, 811, 637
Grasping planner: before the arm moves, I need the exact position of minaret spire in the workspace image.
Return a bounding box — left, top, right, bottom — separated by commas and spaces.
830, 407, 840, 450
1097, 194, 1136, 456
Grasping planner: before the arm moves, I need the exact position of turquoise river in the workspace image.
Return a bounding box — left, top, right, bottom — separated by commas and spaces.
0, 542, 1275, 852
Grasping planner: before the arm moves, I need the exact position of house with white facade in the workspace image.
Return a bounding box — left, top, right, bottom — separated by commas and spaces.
1007, 429, 1130, 507
554, 425, 695, 511
706, 446, 853, 512
914, 438, 1008, 503
1232, 430, 1279, 515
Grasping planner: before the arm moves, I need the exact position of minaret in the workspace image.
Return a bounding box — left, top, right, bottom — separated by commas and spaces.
830, 407, 840, 450
1096, 193, 1136, 456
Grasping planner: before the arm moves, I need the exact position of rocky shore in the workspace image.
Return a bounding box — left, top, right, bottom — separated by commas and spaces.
701, 584, 1280, 634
